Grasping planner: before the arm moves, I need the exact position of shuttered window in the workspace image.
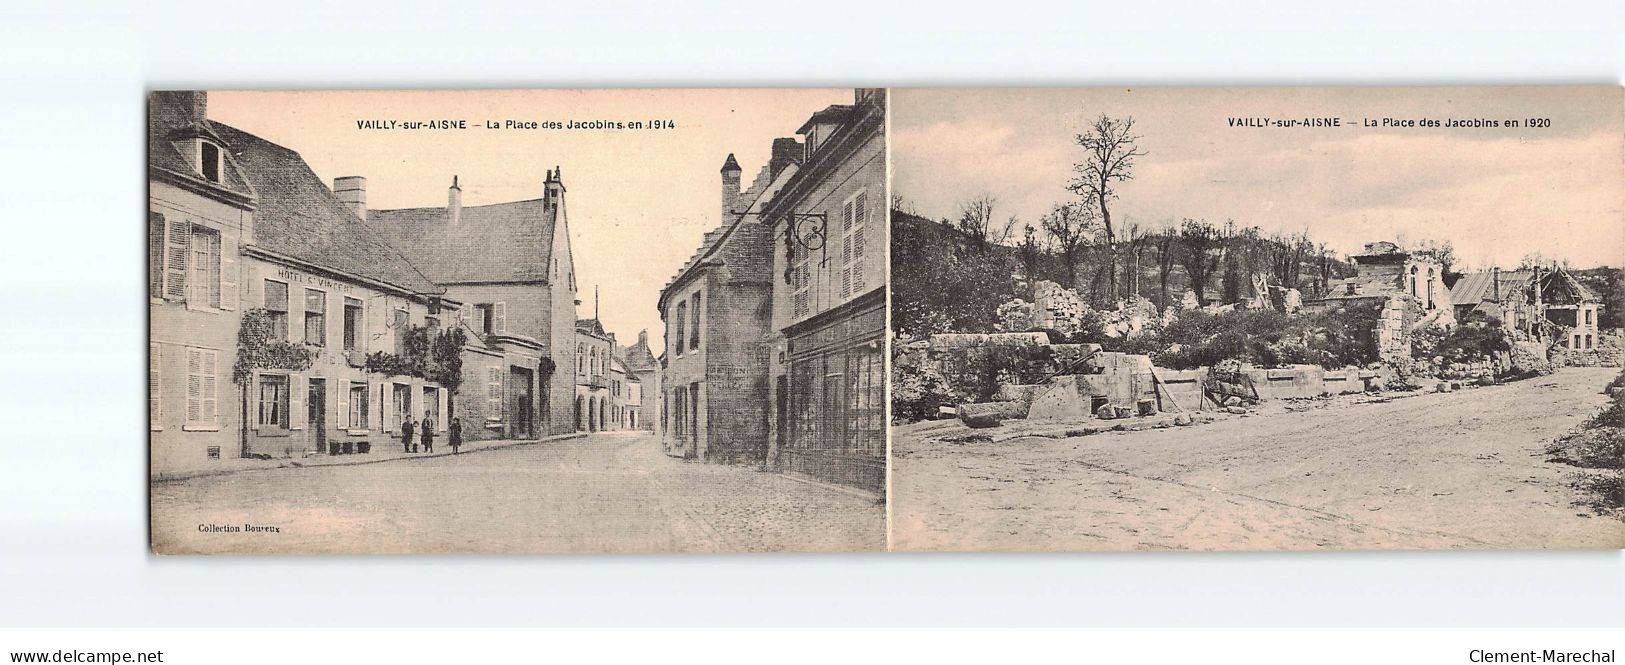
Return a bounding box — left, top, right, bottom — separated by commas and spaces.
346, 382, 370, 429
164, 219, 191, 300
185, 348, 219, 427
343, 297, 363, 351
673, 302, 687, 353
791, 240, 811, 318
487, 366, 503, 418
840, 190, 867, 301
493, 302, 507, 334
149, 343, 162, 430
149, 213, 165, 299
190, 227, 221, 308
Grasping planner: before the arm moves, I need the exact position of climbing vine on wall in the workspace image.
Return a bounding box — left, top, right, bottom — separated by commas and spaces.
364, 325, 468, 397
232, 308, 316, 384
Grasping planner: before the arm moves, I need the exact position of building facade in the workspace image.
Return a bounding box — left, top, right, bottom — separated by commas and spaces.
620, 330, 661, 432
656, 152, 792, 462
148, 92, 255, 467
575, 318, 616, 431
762, 89, 888, 493
364, 171, 582, 439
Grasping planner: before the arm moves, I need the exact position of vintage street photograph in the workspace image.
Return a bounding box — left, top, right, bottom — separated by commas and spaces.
890, 86, 1624, 551
148, 88, 885, 554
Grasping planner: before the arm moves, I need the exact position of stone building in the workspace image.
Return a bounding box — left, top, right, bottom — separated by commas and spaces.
363, 170, 581, 439
1448, 268, 1534, 330
148, 92, 255, 466
762, 89, 887, 493
656, 151, 793, 461
619, 330, 660, 432
574, 317, 616, 431
1304, 241, 1456, 361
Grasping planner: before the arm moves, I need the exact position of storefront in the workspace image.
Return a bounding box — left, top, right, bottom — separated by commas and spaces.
782, 290, 885, 493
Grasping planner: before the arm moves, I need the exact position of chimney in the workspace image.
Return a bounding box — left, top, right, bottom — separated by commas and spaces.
333, 176, 367, 220
637, 329, 648, 348
720, 153, 742, 222
149, 91, 207, 128
1492, 266, 1500, 301
769, 138, 800, 180
544, 166, 565, 212
447, 175, 462, 227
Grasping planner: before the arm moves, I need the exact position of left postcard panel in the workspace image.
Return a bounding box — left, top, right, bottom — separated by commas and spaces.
148, 89, 888, 554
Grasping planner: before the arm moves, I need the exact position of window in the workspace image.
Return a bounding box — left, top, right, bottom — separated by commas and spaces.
840, 191, 868, 299
199, 141, 221, 183
149, 343, 162, 430
392, 383, 412, 431
475, 304, 494, 334
576, 343, 585, 374
263, 280, 289, 340
392, 308, 408, 353
1586, 309, 1595, 326
486, 366, 503, 419
304, 289, 326, 346
425, 315, 440, 339
343, 297, 363, 351
189, 227, 221, 308
673, 302, 688, 354
185, 347, 219, 428
492, 302, 507, 334
163, 219, 191, 300
689, 293, 701, 351
257, 374, 288, 428
347, 382, 370, 429
149, 212, 165, 299
791, 240, 811, 318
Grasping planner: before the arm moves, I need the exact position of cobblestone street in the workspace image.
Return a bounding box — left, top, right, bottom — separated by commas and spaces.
152, 431, 884, 554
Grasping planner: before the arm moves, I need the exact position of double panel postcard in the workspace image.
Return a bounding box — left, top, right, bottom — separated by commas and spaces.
149, 86, 1622, 554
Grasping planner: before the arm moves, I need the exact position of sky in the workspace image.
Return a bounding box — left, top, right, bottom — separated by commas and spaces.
207, 88, 850, 350
892, 87, 1623, 270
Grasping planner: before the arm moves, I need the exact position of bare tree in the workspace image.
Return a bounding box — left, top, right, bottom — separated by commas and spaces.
1411, 238, 1458, 275
1178, 218, 1224, 305
1068, 114, 1146, 303
955, 195, 999, 248
1268, 230, 1313, 290
1154, 221, 1180, 308
1039, 202, 1095, 289
1120, 219, 1148, 302
890, 193, 914, 216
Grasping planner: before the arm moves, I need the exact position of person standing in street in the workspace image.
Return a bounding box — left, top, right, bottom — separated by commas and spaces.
421, 409, 435, 453
402, 416, 416, 454
449, 417, 463, 455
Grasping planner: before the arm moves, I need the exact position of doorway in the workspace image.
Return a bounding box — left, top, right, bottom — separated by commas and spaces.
307, 378, 326, 454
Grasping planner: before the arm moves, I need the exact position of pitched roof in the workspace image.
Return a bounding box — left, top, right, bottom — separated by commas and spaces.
1534, 267, 1598, 304
367, 197, 556, 284
211, 123, 443, 295
1449, 270, 1531, 306
147, 99, 254, 201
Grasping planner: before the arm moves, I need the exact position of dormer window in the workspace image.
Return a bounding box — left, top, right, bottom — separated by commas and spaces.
199, 141, 221, 183
804, 129, 818, 159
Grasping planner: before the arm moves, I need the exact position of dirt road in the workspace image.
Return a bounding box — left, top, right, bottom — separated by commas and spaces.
892, 366, 1624, 552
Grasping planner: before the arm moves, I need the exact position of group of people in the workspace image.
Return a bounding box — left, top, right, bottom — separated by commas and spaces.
399, 412, 463, 455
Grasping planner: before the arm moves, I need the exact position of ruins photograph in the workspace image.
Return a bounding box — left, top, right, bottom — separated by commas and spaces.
148, 88, 884, 554
889, 86, 1624, 551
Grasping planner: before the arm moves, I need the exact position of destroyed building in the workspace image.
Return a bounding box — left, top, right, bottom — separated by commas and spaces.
1303, 241, 1456, 361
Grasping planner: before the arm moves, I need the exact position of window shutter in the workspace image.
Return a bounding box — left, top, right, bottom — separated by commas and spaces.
219, 235, 237, 311
337, 381, 350, 430
201, 350, 218, 423
439, 391, 449, 432
164, 219, 191, 300
289, 377, 305, 430
149, 343, 162, 429
185, 348, 202, 424
149, 213, 165, 299
493, 302, 507, 334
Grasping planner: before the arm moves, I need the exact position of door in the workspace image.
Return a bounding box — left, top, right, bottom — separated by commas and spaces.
307, 378, 326, 454
774, 375, 788, 459
508, 366, 534, 438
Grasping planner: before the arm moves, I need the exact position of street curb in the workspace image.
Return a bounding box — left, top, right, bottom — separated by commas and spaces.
151, 432, 590, 484
776, 470, 886, 504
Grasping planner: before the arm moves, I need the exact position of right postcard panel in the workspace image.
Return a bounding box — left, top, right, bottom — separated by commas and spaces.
887, 86, 1624, 552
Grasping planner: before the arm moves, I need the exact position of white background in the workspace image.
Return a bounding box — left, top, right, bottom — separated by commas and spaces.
0, 0, 1621, 630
